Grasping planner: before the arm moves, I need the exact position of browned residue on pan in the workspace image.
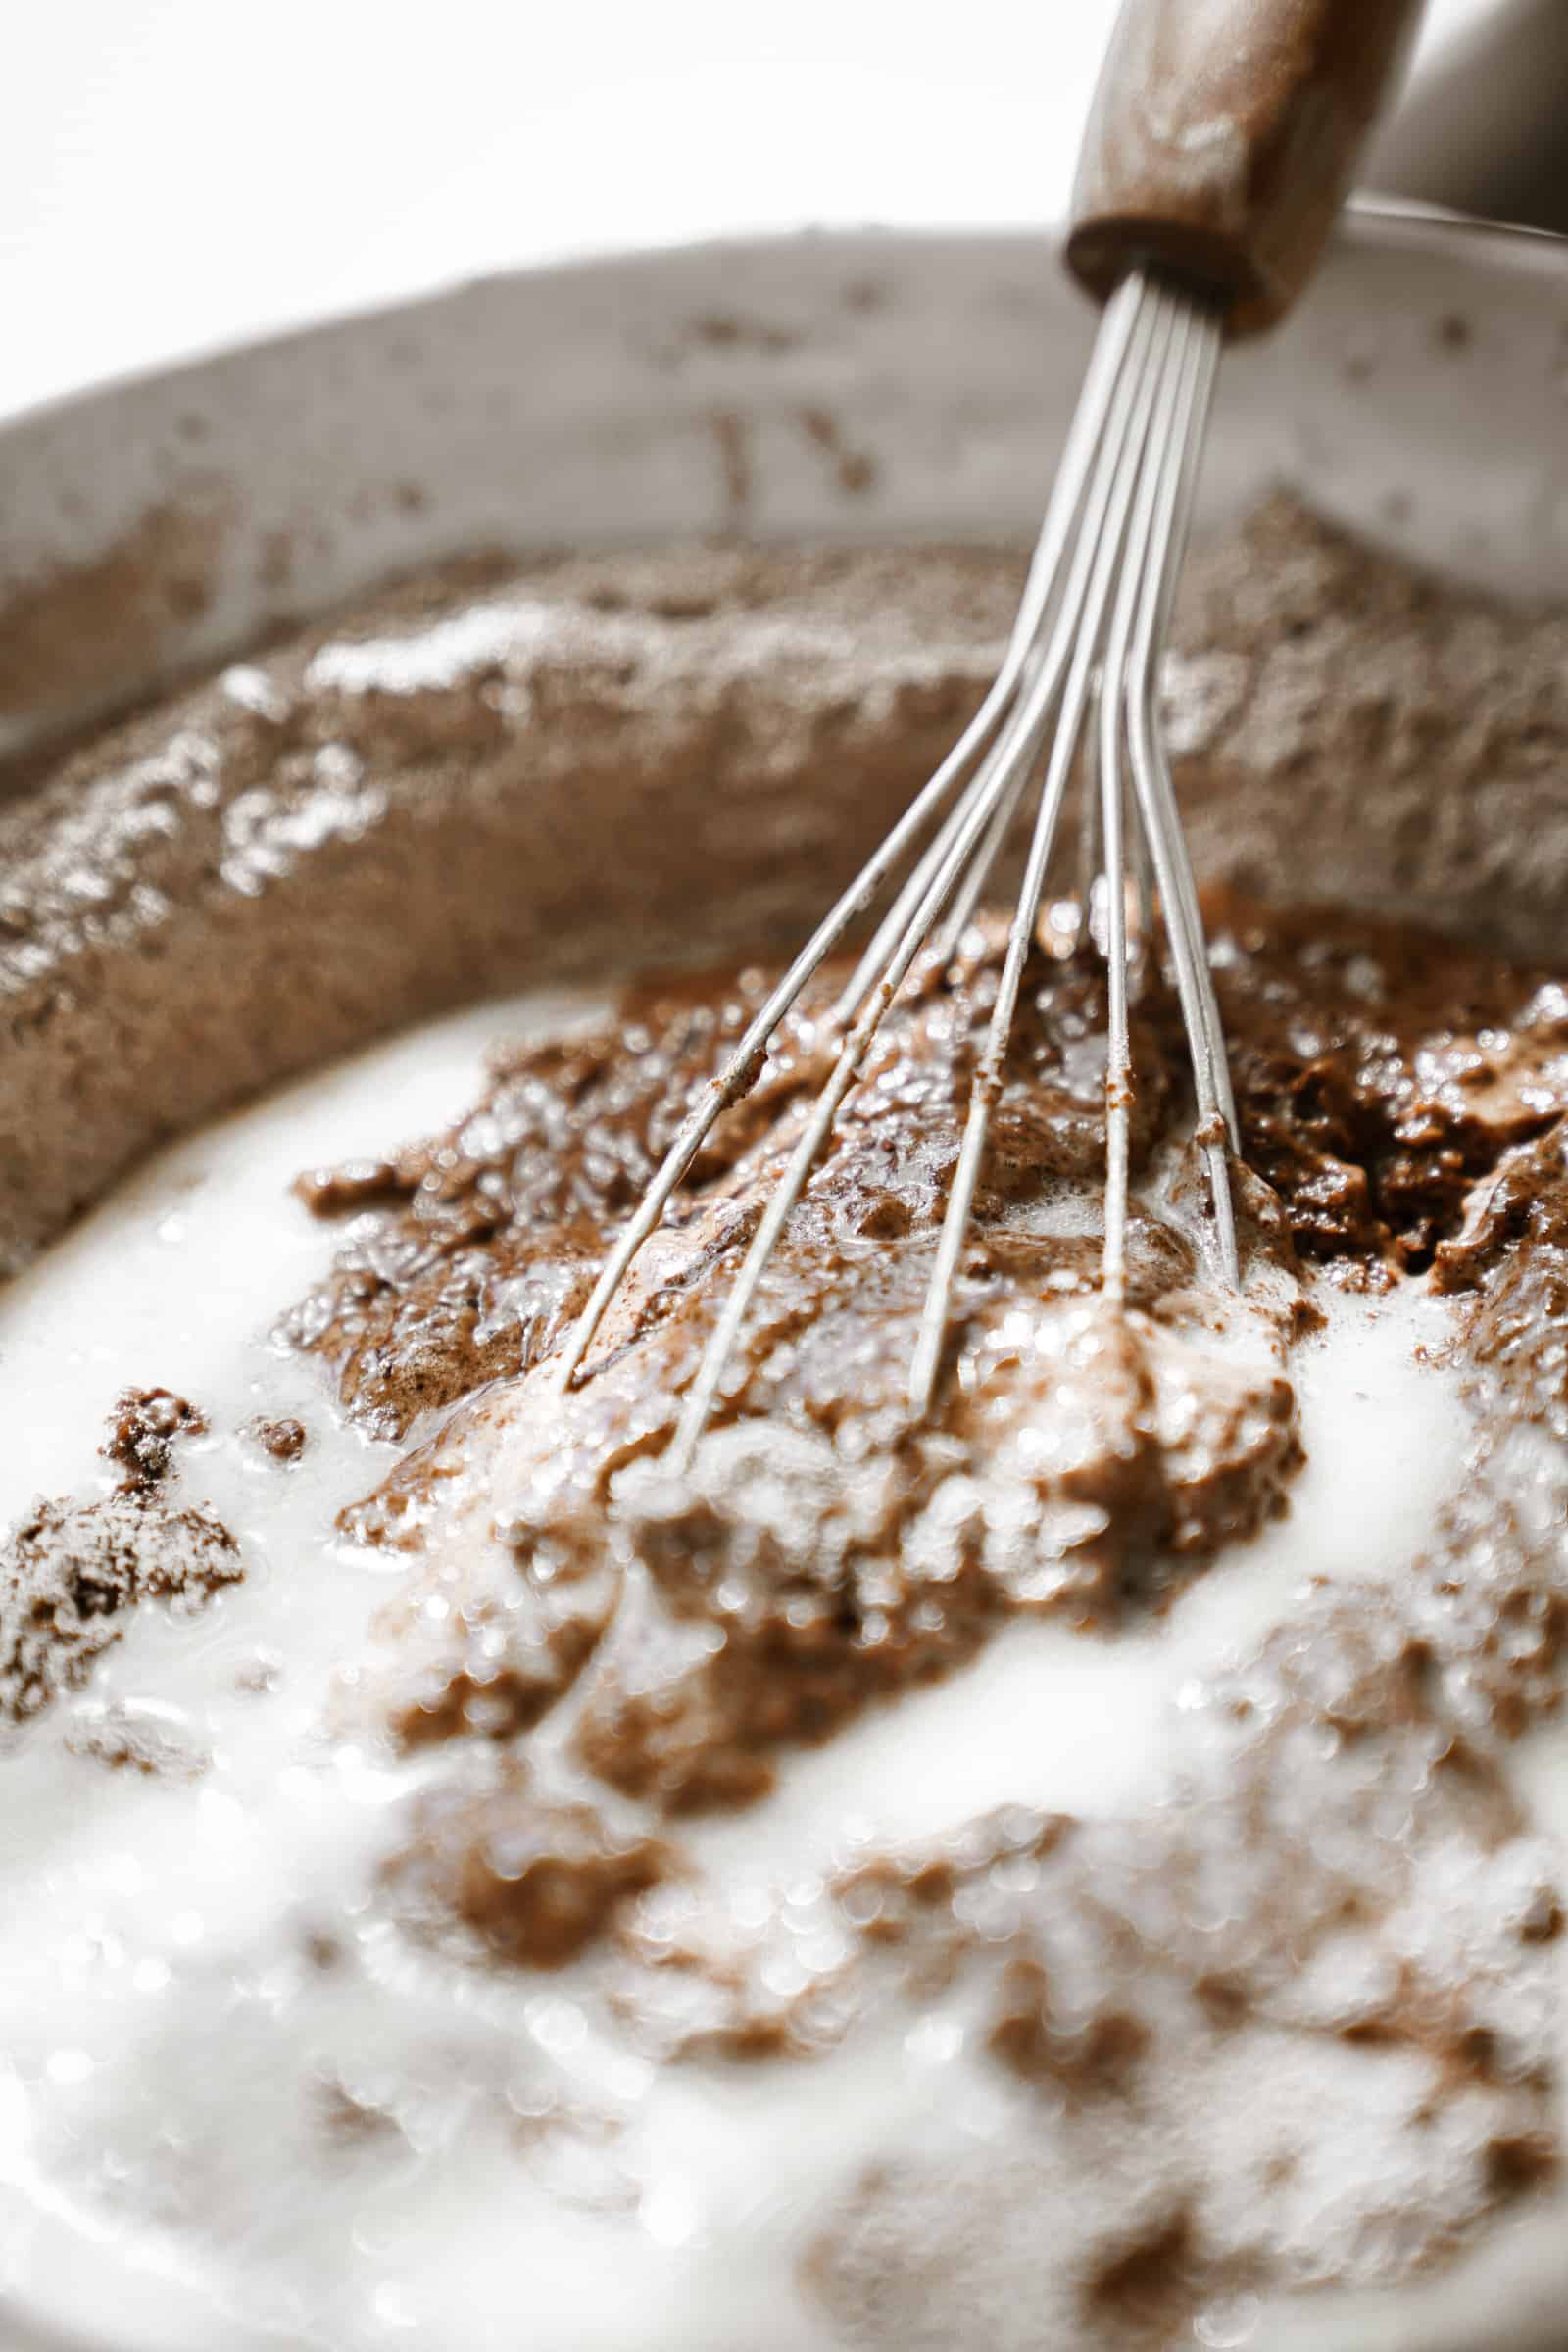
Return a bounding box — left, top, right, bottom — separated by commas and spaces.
709, 410, 753, 517
799, 405, 878, 496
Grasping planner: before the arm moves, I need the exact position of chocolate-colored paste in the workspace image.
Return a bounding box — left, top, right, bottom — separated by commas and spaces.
306, 921, 1310, 1807
9, 493, 1568, 1284
288, 872, 1568, 2333
12, 494, 1568, 2339
803, 1184, 1568, 2343
294, 895, 1567, 1809
291, 891, 1565, 1446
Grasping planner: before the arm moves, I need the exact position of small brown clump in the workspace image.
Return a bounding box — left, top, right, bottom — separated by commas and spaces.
383, 1767, 670, 1968
101, 1388, 206, 1489
249, 1415, 308, 1464
294, 1157, 405, 1216
0, 1489, 240, 1723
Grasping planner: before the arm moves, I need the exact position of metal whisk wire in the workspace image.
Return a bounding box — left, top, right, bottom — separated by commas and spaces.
558, 268, 1237, 1468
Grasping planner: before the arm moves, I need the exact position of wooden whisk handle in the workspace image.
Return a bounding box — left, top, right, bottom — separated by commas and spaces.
1067, 0, 1425, 336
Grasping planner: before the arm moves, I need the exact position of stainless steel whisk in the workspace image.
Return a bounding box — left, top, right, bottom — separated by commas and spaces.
560, 0, 1424, 1461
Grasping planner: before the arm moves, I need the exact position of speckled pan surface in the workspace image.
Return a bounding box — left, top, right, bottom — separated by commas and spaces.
3, 206, 1568, 769
3, 212, 1568, 2352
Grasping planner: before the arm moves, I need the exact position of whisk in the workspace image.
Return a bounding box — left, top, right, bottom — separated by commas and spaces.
559, 0, 1423, 1460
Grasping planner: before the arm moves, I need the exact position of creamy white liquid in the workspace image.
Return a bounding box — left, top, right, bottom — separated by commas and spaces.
0, 989, 1558, 2352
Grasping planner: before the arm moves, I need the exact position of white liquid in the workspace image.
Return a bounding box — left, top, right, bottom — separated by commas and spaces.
0, 990, 1556, 2352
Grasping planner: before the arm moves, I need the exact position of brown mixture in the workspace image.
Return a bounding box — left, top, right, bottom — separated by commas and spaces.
7, 491, 1568, 1283
279, 881, 1568, 2342
8, 495, 1568, 2342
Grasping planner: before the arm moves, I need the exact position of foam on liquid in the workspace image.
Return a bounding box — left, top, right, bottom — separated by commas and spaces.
0, 987, 1558, 2352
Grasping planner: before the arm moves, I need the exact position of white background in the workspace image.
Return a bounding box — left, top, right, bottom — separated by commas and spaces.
0, 0, 1484, 421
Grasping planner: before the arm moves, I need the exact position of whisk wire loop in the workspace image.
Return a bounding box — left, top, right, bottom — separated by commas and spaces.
906, 280, 1182, 1412
558, 267, 1238, 1461
553, 281, 1149, 1399
1121, 312, 1240, 1283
